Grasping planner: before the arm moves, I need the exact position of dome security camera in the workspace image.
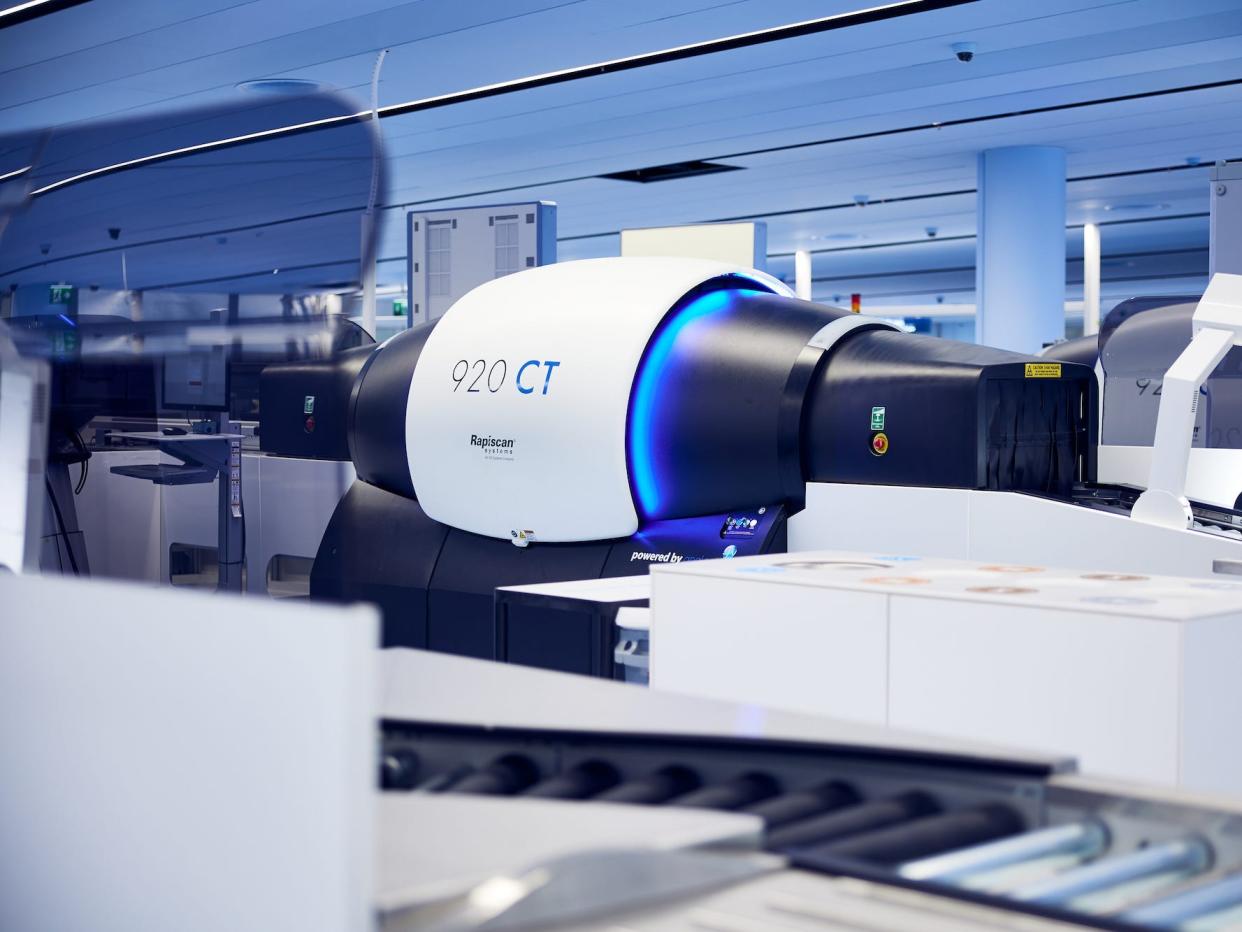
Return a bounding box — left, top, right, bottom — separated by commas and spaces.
952, 42, 976, 63
925, 226, 938, 238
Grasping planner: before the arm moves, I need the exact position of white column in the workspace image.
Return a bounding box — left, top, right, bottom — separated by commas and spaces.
976, 146, 1067, 352
1082, 222, 1101, 336
794, 249, 813, 301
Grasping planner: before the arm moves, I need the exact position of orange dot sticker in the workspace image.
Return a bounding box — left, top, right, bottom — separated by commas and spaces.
862, 576, 931, 585
967, 586, 1037, 595
979, 565, 1044, 574
871, 432, 889, 456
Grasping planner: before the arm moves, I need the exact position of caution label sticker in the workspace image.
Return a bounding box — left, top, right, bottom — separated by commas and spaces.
1024, 362, 1062, 379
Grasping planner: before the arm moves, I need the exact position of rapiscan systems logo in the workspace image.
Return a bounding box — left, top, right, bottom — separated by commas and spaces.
470, 433, 515, 461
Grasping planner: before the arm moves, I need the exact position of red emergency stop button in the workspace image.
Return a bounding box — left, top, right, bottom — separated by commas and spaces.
871, 432, 889, 456
304, 415, 316, 433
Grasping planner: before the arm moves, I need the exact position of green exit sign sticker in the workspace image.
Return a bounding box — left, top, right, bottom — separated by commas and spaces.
393, 300, 407, 317
49, 284, 75, 305
871, 406, 886, 430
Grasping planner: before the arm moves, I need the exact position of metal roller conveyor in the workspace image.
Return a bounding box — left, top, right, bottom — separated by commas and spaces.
440, 754, 541, 796
665, 773, 781, 811
898, 820, 1109, 884
742, 781, 859, 829
1011, 838, 1212, 907
379, 749, 421, 790
594, 765, 701, 805
765, 790, 939, 850
804, 803, 1025, 866
379, 661, 1242, 932
523, 760, 621, 800
412, 765, 474, 793
1120, 871, 1242, 928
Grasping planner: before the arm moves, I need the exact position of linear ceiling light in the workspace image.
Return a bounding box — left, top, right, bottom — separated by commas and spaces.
0, 165, 32, 183
0, 0, 90, 28
26, 0, 975, 198
28, 112, 360, 196
376, 0, 977, 119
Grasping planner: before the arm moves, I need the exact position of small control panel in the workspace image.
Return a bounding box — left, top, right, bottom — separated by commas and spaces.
721, 511, 764, 539
229, 438, 242, 518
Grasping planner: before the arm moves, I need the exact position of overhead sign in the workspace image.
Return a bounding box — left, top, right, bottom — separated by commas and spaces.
49, 284, 74, 305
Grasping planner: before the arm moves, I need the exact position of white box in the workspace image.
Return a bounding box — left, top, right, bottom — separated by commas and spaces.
0, 573, 378, 932
651, 551, 1242, 796
620, 221, 767, 269
406, 202, 556, 324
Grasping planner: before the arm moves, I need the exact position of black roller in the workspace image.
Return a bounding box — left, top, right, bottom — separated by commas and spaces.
415, 765, 472, 793
806, 803, 1025, 865
766, 790, 938, 850
594, 765, 701, 805
743, 781, 859, 829
666, 772, 781, 811
379, 749, 421, 790
523, 760, 621, 800
441, 754, 540, 796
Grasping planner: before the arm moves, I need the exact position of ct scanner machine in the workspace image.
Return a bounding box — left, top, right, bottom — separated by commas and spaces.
308, 256, 1098, 653
301, 257, 1242, 655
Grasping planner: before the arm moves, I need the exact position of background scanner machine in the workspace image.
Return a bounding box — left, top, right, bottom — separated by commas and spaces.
792, 274, 1242, 575
311, 256, 1096, 653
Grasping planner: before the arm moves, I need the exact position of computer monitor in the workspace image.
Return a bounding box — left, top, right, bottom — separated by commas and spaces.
162, 348, 230, 411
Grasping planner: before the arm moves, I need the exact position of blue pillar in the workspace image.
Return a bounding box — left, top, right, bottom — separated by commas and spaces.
975, 147, 1066, 352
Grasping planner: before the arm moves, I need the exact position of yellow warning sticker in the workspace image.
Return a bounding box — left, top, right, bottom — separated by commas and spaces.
1024, 362, 1062, 378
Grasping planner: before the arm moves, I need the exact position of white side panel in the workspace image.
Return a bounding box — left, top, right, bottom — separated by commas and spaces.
965, 488, 1242, 578
75, 449, 163, 582
249, 454, 355, 595
798, 483, 1242, 579
790, 483, 972, 558
888, 598, 1181, 786
159, 452, 219, 582
1181, 614, 1242, 795
650, 571, 889, 724
379, 648, 1068, 769
0, 574, 377, 932
377, 795, 763, 913
407, 257, 787, 542
1099, 443, 1242, 509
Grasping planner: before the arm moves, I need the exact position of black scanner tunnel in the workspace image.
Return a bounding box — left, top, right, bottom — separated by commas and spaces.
317, 282, 1096, 522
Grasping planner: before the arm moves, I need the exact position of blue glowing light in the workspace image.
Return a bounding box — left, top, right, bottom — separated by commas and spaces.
627, 284, 767, 520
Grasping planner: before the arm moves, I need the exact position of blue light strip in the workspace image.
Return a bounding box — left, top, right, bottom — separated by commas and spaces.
627, 282, 769, 520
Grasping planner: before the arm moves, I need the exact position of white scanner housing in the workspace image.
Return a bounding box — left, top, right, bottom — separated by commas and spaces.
404, 257, 789, 542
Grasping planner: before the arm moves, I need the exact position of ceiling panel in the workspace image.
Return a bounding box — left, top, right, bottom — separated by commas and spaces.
1, 0, 1240, 307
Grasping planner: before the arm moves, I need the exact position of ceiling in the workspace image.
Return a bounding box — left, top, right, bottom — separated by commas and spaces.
2, 0, 1241, 311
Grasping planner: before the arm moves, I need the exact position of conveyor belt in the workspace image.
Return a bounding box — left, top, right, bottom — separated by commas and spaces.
1071, 483, 1242, 537
380, 719, 1242, 931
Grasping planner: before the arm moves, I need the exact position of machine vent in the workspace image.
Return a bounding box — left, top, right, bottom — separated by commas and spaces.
599, 160, 743, 183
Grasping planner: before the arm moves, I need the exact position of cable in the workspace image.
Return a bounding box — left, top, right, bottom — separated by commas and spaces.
72, 428, 88, 494
44, 475, 80, 575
